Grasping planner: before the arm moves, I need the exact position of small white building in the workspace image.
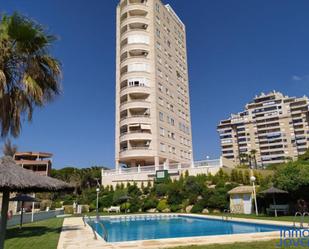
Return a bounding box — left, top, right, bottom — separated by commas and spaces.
228, 186, 254, 214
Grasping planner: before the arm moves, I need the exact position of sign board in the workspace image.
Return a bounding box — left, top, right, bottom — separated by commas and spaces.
155, 170, 169, 182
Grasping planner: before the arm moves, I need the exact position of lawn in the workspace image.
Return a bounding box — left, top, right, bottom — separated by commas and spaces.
170, 240, 297, 249
4, 218, 64, 249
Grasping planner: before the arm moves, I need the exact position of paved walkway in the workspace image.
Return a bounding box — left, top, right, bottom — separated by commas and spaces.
57, 214, 290, 249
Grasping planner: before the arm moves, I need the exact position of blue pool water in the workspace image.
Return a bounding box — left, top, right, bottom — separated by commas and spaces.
88, 215, 287, 242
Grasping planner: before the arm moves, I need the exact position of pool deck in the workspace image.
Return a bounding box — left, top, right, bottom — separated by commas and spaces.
57, 214, 296, 249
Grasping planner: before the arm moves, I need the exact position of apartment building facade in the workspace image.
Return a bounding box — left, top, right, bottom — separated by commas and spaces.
115, 0, 193, 169
218, 91, 309, 166
14, 152, 52, 176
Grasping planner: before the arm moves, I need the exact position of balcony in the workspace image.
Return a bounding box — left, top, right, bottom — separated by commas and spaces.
121, 87, 150, 99
120, 100, 150, 112
121, 0, 148, 15
120, 130, 152, 142
120, 49, 149, 63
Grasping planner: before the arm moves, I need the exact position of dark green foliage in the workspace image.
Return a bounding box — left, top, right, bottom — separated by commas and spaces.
142, 197, 158, 211
191, 200, 205, 213
154, 183, 169, 197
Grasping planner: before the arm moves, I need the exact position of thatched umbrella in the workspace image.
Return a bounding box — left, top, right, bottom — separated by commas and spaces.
9, 194, 39, 229
0, 156, 72, 249
260, 186, 288, 217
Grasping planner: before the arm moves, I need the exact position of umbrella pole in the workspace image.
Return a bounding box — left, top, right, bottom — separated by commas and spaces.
20, 201, 24, 229
0, 190, 10, 249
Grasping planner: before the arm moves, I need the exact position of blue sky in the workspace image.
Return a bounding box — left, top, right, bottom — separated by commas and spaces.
1, 0, 308, 168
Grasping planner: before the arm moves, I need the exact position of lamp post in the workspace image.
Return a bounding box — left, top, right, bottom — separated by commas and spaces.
96, 188, 100, 220
250, 175, 258, 216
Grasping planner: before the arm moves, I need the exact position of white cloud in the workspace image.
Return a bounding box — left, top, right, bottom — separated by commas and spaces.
292, 75, 309, 81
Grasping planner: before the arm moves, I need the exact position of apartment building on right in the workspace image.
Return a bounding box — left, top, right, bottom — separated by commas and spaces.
217, 91, 309, 166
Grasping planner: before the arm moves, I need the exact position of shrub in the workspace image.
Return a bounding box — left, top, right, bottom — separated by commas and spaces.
170, 204, 181, 212
129, 198, 141, 213
81, 205, 89, 213
157, 199, 168, 212
155, 184, 169, 197
99, 193, 113, 208
142, 198, 158, 211
120, 202, 130, 212
54, 201, 63, 209
64, 205, 74, 214
191, 202, 204, 213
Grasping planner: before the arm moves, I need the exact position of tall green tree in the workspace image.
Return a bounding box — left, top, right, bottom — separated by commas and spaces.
0, 12, 62, 137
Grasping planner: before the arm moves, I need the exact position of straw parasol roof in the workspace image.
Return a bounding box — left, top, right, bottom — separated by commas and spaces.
0, 156, 73, 249
228, 186, 253, 195
0, 156, 72, 192
9, 194, 38, 202
260, 186, 288, 194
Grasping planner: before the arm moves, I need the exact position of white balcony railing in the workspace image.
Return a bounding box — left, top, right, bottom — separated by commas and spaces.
102, 159, 222, 176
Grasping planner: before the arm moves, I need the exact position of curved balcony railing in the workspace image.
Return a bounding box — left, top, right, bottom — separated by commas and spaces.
120, 85, 150, 97
120, 43, 149, 58
120, 114, 150, 120
120, 100, 150, 112
121, 3, 148, 15
120, 146, 151, 152
121, 17, 149, 30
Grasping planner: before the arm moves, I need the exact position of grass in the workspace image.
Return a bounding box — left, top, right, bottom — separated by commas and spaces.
170, 240, 298, 249
4, 218, 64, 249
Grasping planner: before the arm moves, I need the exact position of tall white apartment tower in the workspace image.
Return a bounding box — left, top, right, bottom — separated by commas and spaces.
115, 0, 193, 169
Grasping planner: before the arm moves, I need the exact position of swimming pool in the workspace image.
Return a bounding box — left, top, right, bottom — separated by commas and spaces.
88, 214, 287, 243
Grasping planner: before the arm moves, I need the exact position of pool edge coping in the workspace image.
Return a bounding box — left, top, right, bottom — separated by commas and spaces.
57, 214, 299, 249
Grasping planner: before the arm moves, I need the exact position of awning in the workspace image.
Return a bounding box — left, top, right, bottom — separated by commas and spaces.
141, 124, 151, 130
129, 124, 140, 128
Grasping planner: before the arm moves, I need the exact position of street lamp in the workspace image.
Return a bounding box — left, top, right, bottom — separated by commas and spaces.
96, 188, 100, 220
250, 175, 258, 216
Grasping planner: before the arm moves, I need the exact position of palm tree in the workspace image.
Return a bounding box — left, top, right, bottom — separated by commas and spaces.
238, 153, 248, 165
250, 149, 258, 169
2, 139, 17, 157
0, 12, 62, 138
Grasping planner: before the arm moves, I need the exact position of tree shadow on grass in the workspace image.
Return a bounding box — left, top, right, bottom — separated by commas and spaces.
5, 226, 80, 239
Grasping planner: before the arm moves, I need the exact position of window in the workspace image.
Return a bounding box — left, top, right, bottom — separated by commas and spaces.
159, 112, 164, 121
128, 63, 150, 72
156, 28, 161, 38
156, 15, 160, 24
160, 143, 166, 152
158, 83, 163, 92
156, 3, 160, 12
170, 118, 175, 126
156, 42, 161, 50
128, 35, 149, 44
158, 97, 163, 106
172, 147, 176, 154
128, 78, 149, 87
160, 127, 165, 136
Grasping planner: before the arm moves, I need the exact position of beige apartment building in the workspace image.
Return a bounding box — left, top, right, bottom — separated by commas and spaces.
218, 91, 309, 166
115, 0, 193, 169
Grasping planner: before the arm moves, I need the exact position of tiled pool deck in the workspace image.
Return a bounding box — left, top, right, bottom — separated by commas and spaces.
57, 214, 295, 249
